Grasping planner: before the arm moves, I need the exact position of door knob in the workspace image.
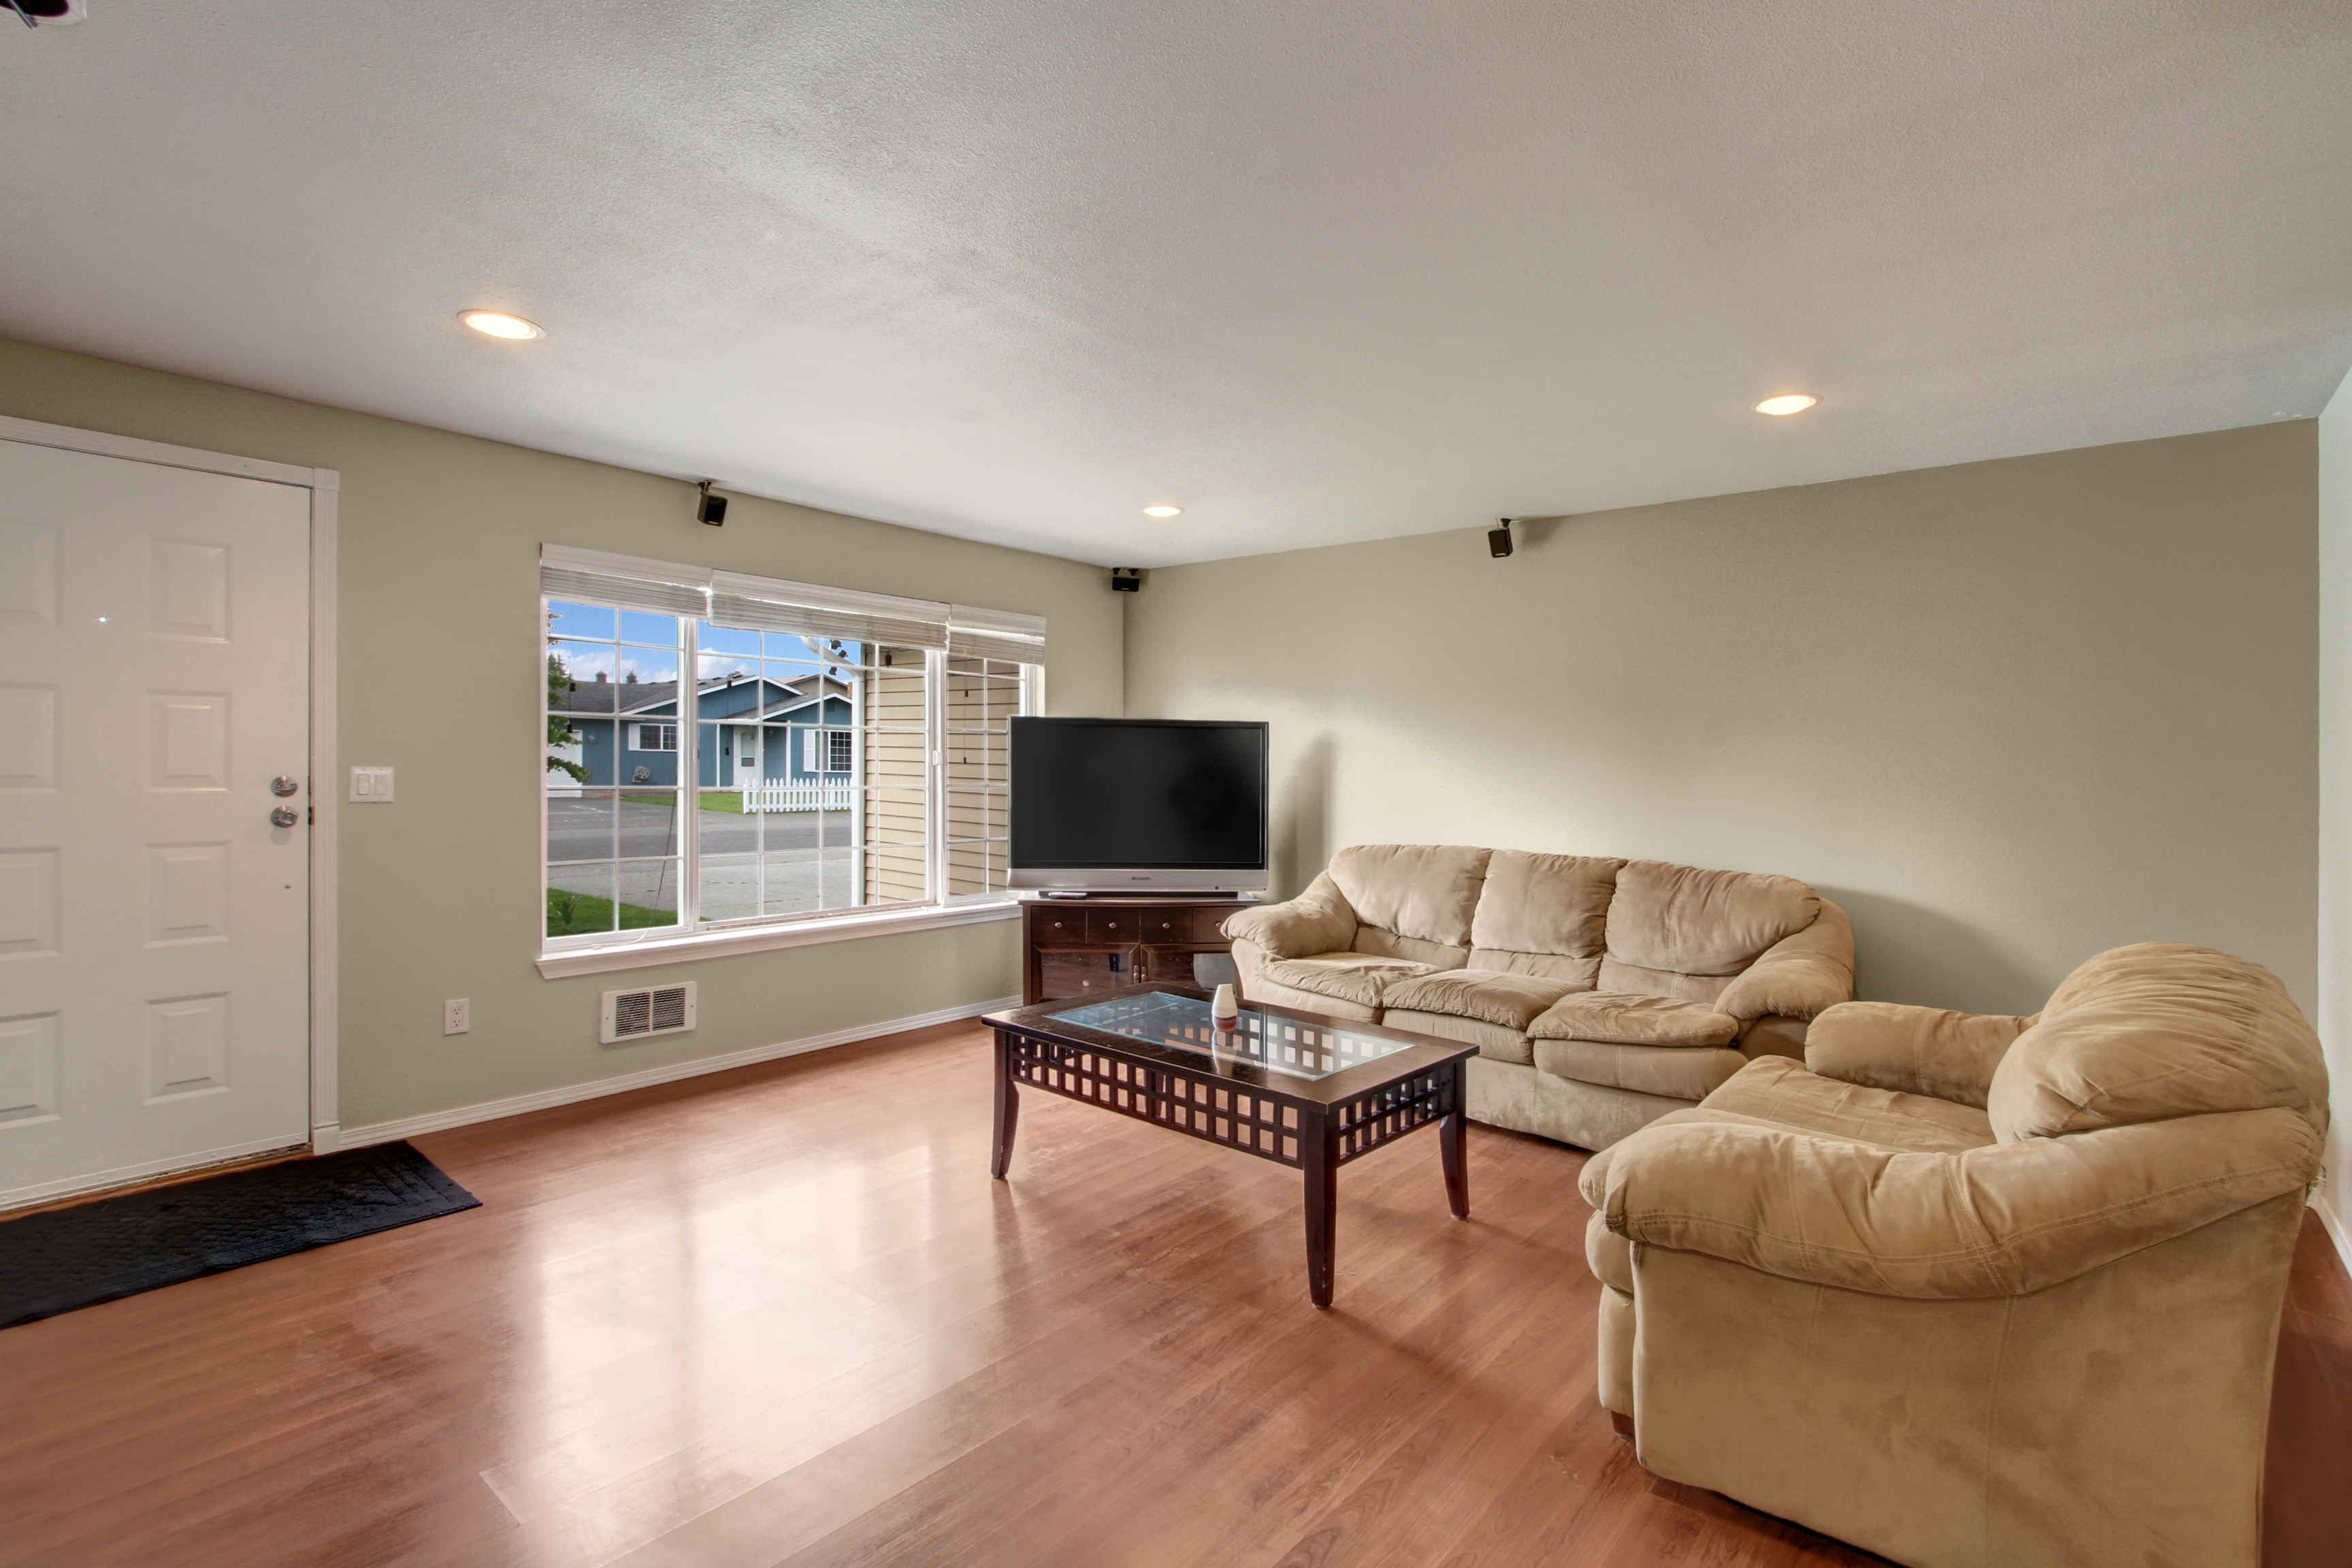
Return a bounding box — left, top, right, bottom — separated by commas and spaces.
270, 776, 300, 796
270, 806, 300, 828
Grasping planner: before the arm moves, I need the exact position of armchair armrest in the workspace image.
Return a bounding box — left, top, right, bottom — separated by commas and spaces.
1715, 900, 1854, 1023
1220, 872, 1356, 959
1599, 1109, 2317, 1299
1805, 1001, 2035, 1109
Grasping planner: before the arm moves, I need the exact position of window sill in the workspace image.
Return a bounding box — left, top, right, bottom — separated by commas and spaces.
535, 898, 1021, 979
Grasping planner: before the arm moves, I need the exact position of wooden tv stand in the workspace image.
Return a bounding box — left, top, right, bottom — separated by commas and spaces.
1021, 895, 1254, 1006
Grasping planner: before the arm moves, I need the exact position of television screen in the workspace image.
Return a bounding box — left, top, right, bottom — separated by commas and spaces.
1009, 718, 1268, 886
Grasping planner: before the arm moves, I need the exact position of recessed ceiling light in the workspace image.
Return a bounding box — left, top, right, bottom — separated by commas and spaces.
1754, 393, 1818, 416
460, 310, 544, 341
1142, 505, 1183, 519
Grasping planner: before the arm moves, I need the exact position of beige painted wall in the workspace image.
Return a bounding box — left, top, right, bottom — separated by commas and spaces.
1127, 423, 2319, 1020
0, 339, 1123, 1130
2317, 365, 2351, 1252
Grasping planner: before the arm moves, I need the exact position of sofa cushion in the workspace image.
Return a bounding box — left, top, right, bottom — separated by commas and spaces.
1535, 1039, 1747, 1100
1468, 850, 1622, 961
1989, 942, 2331, 1143
1605, 859, 1820, 977
1468, 1056, 1692, 1146
1326, 844, 1492, 949
1380, 1008, 1535, 1066
1530, 991, 1740, 1047
1353, 926, 1471, 971
1595, 958, 1734, 1007
1382, 969, 1586, 1032
1259, 952, 1436, 1013
1705, 1056, 1995, 1153
1571, 1066, 1995, 1213
1465, 949, 1603, 985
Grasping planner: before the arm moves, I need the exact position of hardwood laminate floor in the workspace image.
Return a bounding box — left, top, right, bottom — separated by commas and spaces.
3, 1022, 2347, 1567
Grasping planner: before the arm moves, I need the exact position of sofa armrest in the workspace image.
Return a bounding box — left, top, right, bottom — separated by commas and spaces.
1805, 1001, 2035, 1109
1600, 1109, 2317, 1299
1715, 900, 1854, 1023
1220, 872, 1356, 959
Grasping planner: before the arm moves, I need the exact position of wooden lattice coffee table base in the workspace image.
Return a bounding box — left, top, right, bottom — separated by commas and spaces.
986, 987, 1475, 1308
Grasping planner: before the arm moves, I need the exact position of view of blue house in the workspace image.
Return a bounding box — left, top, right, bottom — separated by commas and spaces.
551, 672, 855, 789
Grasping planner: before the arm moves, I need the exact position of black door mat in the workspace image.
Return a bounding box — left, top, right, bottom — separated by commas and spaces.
0, 1141, 479, 1330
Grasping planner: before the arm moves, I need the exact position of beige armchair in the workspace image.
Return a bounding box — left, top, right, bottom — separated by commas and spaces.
1580, 943, 2328, 1568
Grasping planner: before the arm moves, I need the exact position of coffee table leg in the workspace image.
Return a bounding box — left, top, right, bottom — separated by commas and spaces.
1303, 1115, 1337, 1309
991, 1029, 1020, 1180
1440, 1064, 1469, 1220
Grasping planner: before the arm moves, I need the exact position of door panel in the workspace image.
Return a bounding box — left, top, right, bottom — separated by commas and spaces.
0, 439, 312, 1205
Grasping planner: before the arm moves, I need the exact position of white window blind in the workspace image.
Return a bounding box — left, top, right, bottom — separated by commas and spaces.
538, 546, 713, 620
537, 544, 1049, 661
710, 570, 949, 651
947, 604, 1048, 664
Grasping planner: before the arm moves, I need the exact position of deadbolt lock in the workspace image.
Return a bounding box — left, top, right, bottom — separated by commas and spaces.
270, 776, 301, 797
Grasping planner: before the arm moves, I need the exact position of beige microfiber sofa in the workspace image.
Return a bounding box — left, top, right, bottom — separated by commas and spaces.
1581, 943, 2329, 1568
1222, 845, 1854, 1150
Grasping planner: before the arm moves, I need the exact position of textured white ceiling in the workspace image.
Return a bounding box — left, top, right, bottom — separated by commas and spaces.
3, 2, 2349, 566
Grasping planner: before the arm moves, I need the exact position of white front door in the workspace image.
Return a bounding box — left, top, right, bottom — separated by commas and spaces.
0, 438, 314, 1207
735, 728, 760, 788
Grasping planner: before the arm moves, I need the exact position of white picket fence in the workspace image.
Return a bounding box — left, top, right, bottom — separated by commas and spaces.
742, 783, 857, 813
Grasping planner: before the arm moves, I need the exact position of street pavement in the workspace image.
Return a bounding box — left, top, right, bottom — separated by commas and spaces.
546, 796, 870, 923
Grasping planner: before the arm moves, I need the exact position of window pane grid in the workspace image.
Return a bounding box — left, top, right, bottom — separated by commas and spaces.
549, 594, 1032, 944
546, 600, 689, 938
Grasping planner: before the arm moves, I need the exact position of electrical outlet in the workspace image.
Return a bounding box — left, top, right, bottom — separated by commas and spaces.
444, 998, 470, 1035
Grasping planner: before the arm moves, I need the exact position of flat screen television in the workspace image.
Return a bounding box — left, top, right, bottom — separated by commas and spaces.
1009, 717, 1269, 892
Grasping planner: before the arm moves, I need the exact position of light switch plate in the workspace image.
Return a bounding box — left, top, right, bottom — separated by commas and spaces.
350, 766, 395, 802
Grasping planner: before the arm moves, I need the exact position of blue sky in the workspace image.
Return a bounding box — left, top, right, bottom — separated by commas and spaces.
546, 602, 858, 691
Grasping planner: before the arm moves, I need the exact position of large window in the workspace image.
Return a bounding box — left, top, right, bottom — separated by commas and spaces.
541, 546, 1043, 947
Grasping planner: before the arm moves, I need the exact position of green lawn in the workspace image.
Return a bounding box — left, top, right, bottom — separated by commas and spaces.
622, 791, 747, 813
545, 887, 679, 937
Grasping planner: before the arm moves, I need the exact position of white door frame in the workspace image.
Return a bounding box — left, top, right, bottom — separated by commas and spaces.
0, 413, 342, 1166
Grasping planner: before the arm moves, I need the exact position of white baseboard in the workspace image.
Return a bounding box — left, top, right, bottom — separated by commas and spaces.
340, 996, 1017, 1150
2315, 1190, 2352, 1281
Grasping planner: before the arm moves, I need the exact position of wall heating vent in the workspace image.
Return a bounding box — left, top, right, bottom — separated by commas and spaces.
601, 981, 696, 1044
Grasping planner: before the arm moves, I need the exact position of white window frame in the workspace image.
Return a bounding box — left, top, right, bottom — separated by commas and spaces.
539, 571, 1043, 976
634, 721, 678, 752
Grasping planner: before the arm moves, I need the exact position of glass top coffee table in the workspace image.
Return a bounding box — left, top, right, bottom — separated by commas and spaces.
982, 984, 1477, 1308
